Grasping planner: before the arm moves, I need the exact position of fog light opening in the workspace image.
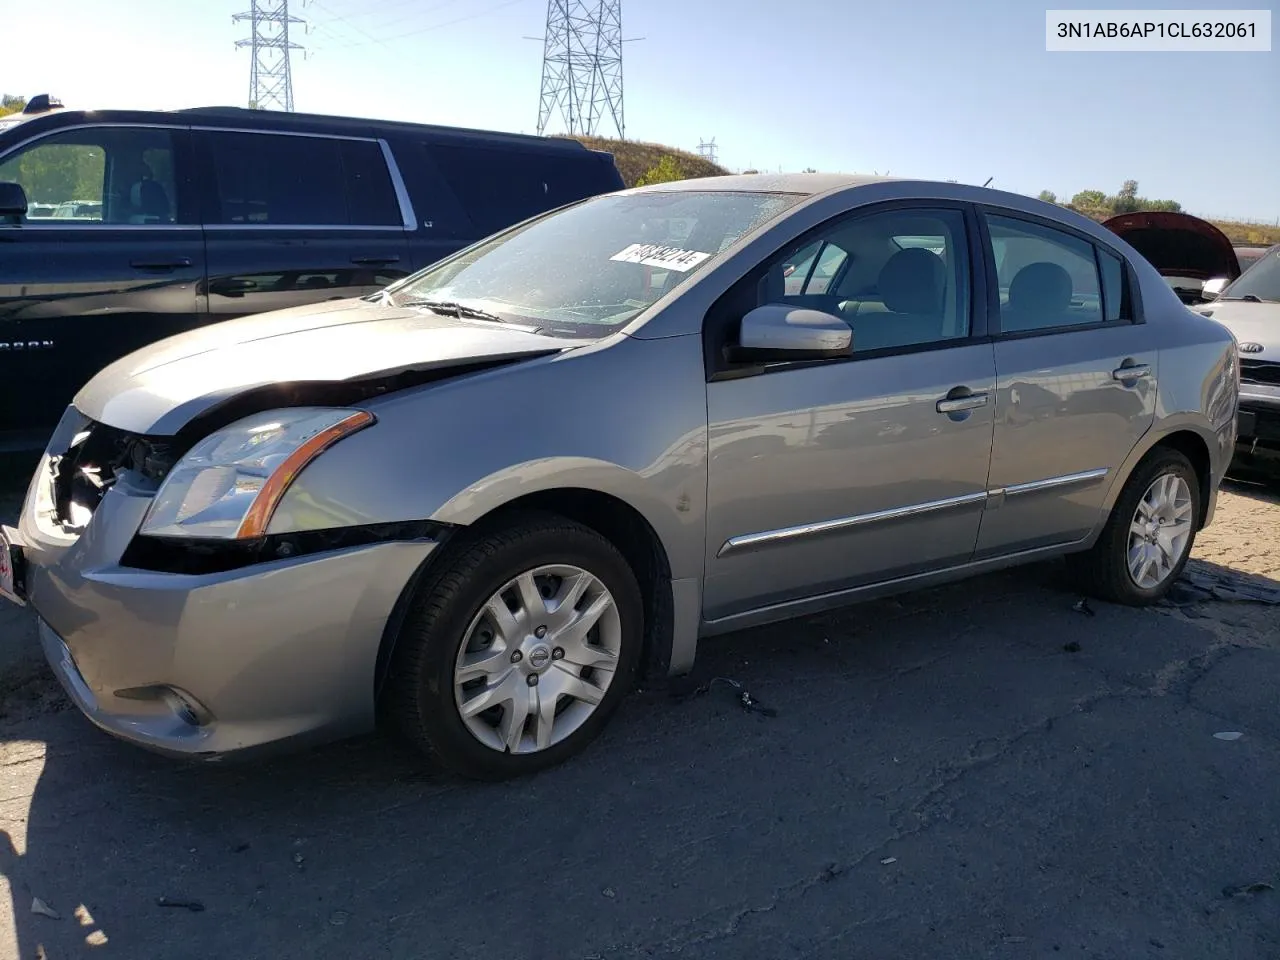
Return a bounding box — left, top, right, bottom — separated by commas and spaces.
115, 684, 213, 727
161, 688, 212, 727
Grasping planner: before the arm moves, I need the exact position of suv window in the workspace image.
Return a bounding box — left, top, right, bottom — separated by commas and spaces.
764, 208, 971, 353
204, 132, 400, 227
0, 126, 180, 225
986, 215, 1108, 332
426, 142, 612, 236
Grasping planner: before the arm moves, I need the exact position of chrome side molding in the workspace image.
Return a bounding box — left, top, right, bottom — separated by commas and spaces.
718, 468, 1110, 557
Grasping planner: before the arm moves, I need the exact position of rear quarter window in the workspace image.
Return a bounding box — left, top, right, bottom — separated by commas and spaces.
427, 141, 621, 236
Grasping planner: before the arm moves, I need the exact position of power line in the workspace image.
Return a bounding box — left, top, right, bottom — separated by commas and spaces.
303, 0, 392, 50
698, 138, 719, 166
234, 0, 305, 111
316, 0, 526, 51
535, 0, 627, 139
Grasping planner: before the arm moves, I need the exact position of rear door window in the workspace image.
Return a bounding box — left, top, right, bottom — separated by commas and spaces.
202, 131, 400, 227
985, 215, 1106, 332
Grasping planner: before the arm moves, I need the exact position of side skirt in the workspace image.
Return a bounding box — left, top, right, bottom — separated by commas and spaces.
698, 538, 1090, 639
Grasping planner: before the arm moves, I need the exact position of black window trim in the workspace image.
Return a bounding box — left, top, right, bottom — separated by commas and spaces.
193, 126, 415, 232
974, 203, 1145, 342
703, 198, 990, 383
0, 121, 200, 230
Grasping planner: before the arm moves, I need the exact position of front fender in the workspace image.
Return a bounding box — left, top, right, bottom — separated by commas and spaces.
266, 333, 710, 582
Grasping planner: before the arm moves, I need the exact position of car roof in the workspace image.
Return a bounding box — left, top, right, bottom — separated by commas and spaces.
629, 172, 896, 196
1, 106, 601, 155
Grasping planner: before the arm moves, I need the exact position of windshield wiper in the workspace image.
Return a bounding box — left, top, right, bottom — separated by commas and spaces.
401, 298, 506, 323
1222, 294, 1265, 302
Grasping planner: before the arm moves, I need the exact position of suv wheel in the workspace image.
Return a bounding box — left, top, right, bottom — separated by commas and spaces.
1067, 449, 1201, 605
384, 513, 643, 780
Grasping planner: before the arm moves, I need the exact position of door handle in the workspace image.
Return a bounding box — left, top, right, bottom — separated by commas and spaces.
130, 257, 192, 271
936, 392, 989, 414
351, 255, 401, 265
1112, 363, 1151, 381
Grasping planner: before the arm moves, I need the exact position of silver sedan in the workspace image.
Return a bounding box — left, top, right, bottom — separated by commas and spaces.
2, 174, 1240, 779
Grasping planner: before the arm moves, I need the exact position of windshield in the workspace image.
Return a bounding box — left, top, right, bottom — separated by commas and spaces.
390, 190, 803, 336
1221, 244, 1280, 302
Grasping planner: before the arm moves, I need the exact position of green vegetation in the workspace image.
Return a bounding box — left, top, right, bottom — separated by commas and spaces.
562, 135, 727, 187
1035, 178, 1279, 245
0, 95, 104, 206
634, 154, 687, 186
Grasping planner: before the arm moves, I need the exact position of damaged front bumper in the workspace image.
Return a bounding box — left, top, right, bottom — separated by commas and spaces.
16, 410, 444, 759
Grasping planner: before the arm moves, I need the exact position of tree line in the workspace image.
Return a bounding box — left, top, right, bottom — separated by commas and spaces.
1037, 179, 1182, 220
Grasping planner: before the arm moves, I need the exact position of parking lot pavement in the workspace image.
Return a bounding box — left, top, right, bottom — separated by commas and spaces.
0, 473, 1276, 959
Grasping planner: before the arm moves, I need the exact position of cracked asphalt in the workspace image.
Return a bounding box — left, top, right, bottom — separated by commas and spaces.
0, 463, 1276, 959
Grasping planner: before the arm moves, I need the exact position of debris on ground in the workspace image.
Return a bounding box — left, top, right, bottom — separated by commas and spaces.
601, 886, 616, 899
880, 857, 897, 865
156, 896, 206, 912
1213, 731, 1244, 741
1223, 881, 1273, 899
1072, 598, 1095, 617
329, 910, 350, 926
1163, 563, 1280, 608
30, 897, 59, 919
672, 677, 778, 717
1063, 641, 1082, 653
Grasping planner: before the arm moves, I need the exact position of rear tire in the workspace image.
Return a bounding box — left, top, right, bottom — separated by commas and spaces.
1066, 449, 1201, 606
384, 512, 643, 781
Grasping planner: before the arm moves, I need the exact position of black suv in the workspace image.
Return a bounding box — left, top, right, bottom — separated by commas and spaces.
0, 98, 625, 448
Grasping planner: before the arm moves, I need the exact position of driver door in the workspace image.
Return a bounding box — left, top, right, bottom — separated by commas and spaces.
702, 203, 997, 623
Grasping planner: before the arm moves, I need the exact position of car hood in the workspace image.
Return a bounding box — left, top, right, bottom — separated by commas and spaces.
1103, 212, 1240, 282
1197, 300, 1280, 357
74, 298, 586, 435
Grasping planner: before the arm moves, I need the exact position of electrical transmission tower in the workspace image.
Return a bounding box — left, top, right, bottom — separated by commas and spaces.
536, 1, 625, 139
234, 0, 305, 111
697, 138, 719, 166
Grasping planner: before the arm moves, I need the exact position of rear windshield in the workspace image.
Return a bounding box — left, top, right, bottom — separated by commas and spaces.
390, 190, 803, 337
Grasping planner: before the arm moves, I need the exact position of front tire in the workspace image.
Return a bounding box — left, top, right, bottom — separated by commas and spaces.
384, 513, 643, 780
1067, 449, 1201, 605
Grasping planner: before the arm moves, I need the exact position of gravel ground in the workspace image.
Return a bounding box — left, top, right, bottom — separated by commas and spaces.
0, 461, 1276, 959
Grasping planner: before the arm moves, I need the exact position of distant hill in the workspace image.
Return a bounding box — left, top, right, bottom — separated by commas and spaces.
570, 141, 1277, 247
561, 136, 728, 187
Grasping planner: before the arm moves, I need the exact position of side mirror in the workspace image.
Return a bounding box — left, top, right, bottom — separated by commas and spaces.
1201, 277, 1229, 301
732, 303, 852, 362
0, 181, 28, 221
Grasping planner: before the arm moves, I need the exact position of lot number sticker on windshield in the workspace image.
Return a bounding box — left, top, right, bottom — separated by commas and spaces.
610, 243, 712, 272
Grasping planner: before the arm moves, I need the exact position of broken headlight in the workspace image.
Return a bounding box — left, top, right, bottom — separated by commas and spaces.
138, 408, 374, 540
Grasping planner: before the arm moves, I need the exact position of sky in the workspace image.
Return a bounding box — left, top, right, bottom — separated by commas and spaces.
5, 0, 1278, 221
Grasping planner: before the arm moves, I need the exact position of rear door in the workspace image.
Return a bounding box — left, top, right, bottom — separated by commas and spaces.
0, 123, 203, 442
975, 209, 1157, 558
194, 128, 410, 321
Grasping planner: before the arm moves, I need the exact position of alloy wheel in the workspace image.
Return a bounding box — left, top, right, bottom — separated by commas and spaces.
1126, 473, 1194, 589
453, 564, 622, 754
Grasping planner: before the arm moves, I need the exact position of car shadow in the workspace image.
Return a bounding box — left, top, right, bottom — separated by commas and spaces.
1222, 474, 1280, 505
2, 555, 1278, 958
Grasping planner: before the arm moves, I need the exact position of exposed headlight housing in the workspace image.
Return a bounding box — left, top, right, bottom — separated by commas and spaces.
139, 407, 374, 540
